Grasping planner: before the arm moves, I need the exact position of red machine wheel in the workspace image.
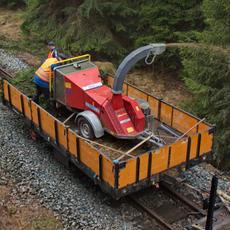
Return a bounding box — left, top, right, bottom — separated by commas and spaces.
77, 117, 95, 140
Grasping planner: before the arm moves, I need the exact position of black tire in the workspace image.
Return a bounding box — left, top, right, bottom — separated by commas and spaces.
77, 116, 95, 139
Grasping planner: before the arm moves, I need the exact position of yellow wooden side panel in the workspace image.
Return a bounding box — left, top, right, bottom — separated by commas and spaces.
148, 96, 159, 118
68, 129, 77, 157
10, 86, 22, 112
160, 102, 172, 126
123, 83, 128, 95
102, 157, 114, 187
79, 140, 99, 175
39, 108, 55, 139
22, 95, 31, 120
198, 123, 210, 132
200, 132, 213, 155
152, 147, 169, 174
139, 153, 149, 180
57, 122, 67, 149
119, 159, 136, 189
3, 80, 10, 101
190, 135, 198, 160
170, 140, 187, 168
107, 76, 114, 88
31, 102, 39, 126
128, 87, 148, 100
172, 109, 198, 135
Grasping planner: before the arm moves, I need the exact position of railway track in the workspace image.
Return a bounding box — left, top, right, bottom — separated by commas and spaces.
0, 66, 12, 78
129, 181, 206, 230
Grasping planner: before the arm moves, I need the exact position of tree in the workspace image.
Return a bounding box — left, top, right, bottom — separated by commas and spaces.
21, 0, 204, 64
0, 0, 26, 8
180, 0, 230, 167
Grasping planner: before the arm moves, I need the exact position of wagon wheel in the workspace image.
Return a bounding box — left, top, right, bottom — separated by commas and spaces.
77, 116, 95, 140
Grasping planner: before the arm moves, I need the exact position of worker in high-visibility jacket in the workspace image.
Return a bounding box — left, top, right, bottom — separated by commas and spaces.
47, 41, 59, 59
32, 57, 58, 104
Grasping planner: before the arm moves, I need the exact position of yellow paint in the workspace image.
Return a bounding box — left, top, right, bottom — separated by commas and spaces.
56, 54, 91, 65
127, 127, 134, 133
65, 82, 72, 88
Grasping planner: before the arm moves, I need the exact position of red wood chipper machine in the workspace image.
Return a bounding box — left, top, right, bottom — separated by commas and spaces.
50, 44, 166, 147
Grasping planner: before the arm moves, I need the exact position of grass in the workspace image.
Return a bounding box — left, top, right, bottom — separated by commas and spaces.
11, 67, 36, 96
31, 218, 61, 230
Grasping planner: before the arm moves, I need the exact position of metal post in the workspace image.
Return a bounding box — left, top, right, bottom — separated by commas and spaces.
205, 176, 218, 230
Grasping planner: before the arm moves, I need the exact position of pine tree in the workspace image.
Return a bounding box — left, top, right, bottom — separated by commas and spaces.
181, 0, 230, 168
21, 0, 204, 63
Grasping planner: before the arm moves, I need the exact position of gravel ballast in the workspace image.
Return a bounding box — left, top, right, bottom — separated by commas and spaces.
0, 49, 28, 73
0, 104, 143, 229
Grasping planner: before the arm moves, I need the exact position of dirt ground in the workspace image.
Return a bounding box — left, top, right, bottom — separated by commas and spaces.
0, 170, 62, 230
95, 61, 192, 105
0, 8, 23, 41
127, 69, 192, 105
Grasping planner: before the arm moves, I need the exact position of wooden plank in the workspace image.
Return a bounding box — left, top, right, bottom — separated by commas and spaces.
198, 122, 209, 132
39, 108, 56, 140
10, 86, 21, 111
3, 80, 9, 101
57, 121, 67, 149
169, 140, 187, 168
139, 153, 149, 180
102, 156, 114, 187
107, 76, 114, 88
177, 118, 206, 141
123, 83, 128, 95
31, 102, 39, 126
160, 102, 173, 126
79, 139, 99, 175
189, 135, 198, 160
200, 131, 213, 155
21, 95, 31, 120
127, 86, 148, 100
119, 159, 136, 189
151, 147, 169, 174
68, 129, 77, 157
172, 109, 198, 135
148, 96, 159, 119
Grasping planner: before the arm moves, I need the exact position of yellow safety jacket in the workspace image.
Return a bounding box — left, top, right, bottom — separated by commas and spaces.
35, 58, 58, 82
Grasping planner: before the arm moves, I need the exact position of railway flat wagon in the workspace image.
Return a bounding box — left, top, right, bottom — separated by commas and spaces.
1, 74, 214, 199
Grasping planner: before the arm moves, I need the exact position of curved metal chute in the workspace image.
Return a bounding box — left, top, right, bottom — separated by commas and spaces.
112, 43, 166, 94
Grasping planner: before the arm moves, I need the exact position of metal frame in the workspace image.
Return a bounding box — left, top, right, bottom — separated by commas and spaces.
2, 98, 211, 199
1, 74, 214, 199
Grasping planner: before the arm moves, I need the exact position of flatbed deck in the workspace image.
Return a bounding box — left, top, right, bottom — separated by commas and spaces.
0, 75, 215, 199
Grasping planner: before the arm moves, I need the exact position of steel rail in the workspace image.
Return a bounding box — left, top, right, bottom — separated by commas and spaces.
129, 195, 174, 230
160, 181, 206, 216
129, 182, 206, 230
0, 67, 13, 79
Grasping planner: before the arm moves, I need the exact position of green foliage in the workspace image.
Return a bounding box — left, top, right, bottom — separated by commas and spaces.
180, 0, 230, 168
20, 0, 204, 65
11, 67, 36, 96
202, 0, 230, 46
0, 0, 26, 8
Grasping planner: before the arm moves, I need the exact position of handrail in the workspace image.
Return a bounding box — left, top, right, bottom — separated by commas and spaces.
56, 54, 91, 65
49, 54, 91, 93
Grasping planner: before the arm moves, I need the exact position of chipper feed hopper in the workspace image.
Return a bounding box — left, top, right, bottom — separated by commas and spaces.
51, 44, 166, 147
